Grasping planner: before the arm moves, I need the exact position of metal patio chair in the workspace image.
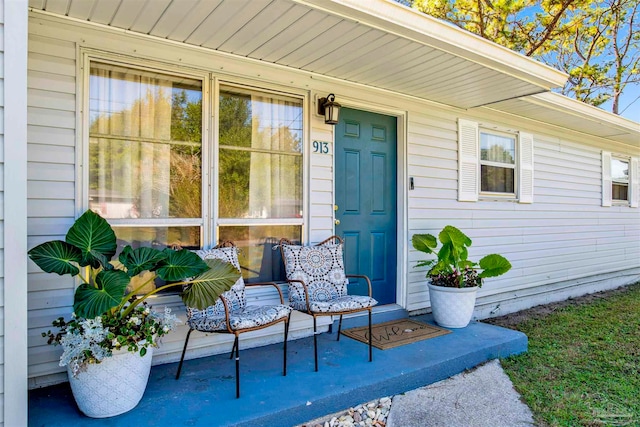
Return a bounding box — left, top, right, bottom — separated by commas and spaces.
279, 235, 377, 371
175, 241, 292, 398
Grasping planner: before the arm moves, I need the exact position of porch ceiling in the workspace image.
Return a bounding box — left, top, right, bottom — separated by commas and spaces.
28, 0, 567, 110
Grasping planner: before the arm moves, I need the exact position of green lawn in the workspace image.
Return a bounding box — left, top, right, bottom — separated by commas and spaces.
498, 283, 640, 427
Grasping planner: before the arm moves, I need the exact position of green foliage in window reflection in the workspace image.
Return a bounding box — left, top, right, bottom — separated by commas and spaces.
218, 90, 303, 219
88, 74, 203, 226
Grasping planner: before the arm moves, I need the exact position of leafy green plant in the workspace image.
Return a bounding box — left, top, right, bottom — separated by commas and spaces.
411, 225, 511, 288
29, 210, 240, 374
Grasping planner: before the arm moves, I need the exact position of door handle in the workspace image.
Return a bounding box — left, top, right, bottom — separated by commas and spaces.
335, 219, 340, 225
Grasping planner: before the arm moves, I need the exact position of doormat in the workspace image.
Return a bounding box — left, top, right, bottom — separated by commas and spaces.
341, 319, 451, 350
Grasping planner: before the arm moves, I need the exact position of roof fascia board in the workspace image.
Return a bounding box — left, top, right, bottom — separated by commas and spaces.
485, 92, 640, 149
529, 92, 640, 135
480, 105, 638, 151
294, 0, 568, 89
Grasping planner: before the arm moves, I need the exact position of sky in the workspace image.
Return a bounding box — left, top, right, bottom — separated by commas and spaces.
398, 1, 640, 124
602, 85, 640, 122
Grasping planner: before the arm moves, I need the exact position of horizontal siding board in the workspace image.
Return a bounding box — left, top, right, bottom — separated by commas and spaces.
28, 34, 76, 59
27, 217, 74, 237
27, 181, 75, 200
28, 70, 75, 94
28, 306, 72, 332
28, 125, 75, 147
27, 199, 75, 218
27, 272, 73, 293
27, 144, 74, 164
28, 88, 75, 111
27, 106, 75, 129
28, 52, 75, 76
28, 162, 75, 182
28, 289, 74, 311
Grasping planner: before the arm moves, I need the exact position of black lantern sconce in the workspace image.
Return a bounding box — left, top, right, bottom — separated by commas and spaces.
318, 93, 341, 125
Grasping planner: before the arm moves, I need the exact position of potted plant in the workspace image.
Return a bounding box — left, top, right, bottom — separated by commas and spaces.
411, 225, 512, 328
29, 210, 240, 418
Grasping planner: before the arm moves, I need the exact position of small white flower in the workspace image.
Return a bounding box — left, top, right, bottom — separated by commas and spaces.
129, 316, 141, 326
144, 307, 151, 315
163, 325, 170, 333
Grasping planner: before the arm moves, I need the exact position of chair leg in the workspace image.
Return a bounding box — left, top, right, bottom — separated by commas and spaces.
283, 314, 291, 376
234, 336, 240, 399
229, 337, 237, 360
313, 316, 319, 372
368, 309, 373, 363
175, 328, 193, 379
337, 315, 343, 341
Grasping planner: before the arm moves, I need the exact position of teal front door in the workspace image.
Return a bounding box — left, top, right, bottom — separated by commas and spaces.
335, 108, 397, 305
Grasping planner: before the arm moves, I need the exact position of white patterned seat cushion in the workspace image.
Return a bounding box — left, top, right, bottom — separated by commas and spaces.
187, 304, 292, 332
309, 295, 377, 313
281, 242, 377, 312
186, 247, 246, 321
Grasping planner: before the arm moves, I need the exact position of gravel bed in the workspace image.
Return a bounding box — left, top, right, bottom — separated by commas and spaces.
298, 396, 393, 427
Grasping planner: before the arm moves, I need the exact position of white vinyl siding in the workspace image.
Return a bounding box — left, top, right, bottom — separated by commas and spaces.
27, 33, 77, 384
407, 109, 640, 311
602, 152, 638, 208
309, 111, 336, 243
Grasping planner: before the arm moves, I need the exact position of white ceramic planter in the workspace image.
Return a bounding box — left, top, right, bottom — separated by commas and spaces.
67, 346, 154, 418
428, 283, 479, 328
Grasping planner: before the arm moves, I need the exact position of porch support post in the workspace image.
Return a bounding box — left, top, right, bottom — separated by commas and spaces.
3, 0, 29, 426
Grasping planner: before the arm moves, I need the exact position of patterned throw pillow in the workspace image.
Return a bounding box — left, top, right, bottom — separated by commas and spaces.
281, 242, 349, 311
186, 247, 246, 319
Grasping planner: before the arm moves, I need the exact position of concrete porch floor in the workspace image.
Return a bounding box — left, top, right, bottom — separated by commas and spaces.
29, 314, 527, 427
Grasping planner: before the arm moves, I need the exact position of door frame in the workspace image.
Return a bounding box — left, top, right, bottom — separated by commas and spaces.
330, 96, 408, 309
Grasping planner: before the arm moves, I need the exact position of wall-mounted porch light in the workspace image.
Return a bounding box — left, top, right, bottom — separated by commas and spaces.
317, 93, 341, 125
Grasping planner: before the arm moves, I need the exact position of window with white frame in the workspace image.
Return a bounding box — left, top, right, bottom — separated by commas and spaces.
480, 131, 516, 195
86, 61, 307, 287
216, 86, 304, 282
88, 61, 204, 252
612, 157, 629, 201
457, 119, 533, 203
602, 151, 638, 207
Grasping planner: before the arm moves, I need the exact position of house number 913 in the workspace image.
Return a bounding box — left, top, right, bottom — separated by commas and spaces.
313, 140, 330, 154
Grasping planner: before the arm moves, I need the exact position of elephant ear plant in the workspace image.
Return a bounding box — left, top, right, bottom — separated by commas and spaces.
28, 210, 240, 375
412, 225, 512, 288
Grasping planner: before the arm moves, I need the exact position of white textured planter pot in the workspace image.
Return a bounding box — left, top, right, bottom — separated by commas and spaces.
67, 346, 154, 418
428, 283, 479, 328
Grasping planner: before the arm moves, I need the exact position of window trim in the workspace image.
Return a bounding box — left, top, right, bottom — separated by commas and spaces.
457, 119, 533, 203
79, 54, 311, 302
80, 51, 211, 242
600, 151, 638, 208
213, 79, 309, 240
478, 129, 518, 199
611, 155, 630, 204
